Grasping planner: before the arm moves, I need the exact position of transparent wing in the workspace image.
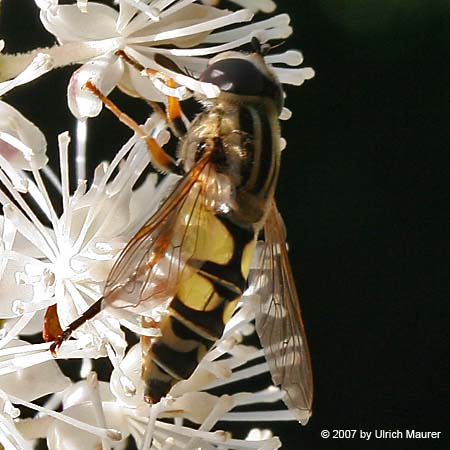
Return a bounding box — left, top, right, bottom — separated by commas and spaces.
104, 154, 216, 314
250, 199, 313, 424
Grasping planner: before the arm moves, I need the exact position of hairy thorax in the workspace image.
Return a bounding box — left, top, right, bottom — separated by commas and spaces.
179, 97, 281, 228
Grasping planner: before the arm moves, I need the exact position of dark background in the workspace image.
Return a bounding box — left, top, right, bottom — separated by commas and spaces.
1, 1, 448, 449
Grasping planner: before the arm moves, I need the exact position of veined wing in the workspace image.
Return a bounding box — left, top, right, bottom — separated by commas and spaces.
103, 153, 217, 314
251, 199, 313, 424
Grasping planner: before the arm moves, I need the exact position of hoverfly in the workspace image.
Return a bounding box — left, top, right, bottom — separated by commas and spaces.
48, 40, 313, 424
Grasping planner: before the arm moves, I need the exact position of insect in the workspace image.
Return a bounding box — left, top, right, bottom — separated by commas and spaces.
48, 41, 313, 424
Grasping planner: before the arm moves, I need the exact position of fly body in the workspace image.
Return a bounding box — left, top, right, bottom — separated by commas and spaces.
49, 45, 313, 424
138, 51, 284, 402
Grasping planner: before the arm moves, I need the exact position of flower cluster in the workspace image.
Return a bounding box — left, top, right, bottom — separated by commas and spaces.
0, 1, 313, 449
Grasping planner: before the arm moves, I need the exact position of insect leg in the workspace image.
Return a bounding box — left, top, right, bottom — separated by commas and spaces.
115, 50, 188, 138
147, 92, 187, 138
49, 297, 103, 355
83, 80, 182, 175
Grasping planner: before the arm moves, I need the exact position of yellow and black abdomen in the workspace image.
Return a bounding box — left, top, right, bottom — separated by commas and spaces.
142, 208, 256, 402
142, 97, 280, 403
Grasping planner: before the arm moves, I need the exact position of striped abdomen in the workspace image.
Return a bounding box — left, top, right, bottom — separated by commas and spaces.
141, 211, 255, 402
142, 95, 281, 403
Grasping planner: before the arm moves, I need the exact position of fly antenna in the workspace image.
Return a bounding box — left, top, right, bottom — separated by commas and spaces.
251, 37, 286, 56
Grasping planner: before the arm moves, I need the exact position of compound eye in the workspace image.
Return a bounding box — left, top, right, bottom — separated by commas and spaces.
200, 58, 267, 96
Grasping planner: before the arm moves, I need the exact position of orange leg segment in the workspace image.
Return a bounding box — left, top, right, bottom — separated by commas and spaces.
115, 50, 188, 137
83, 81, 181, 174
166, 78, 187, 137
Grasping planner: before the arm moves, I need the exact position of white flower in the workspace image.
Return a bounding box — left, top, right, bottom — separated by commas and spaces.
0, 339, 69, 450
0, 117, 173, 356
65, 1, 278, 14
25, 297, 291, 450
0, 2, 315, 448
0, 124, 299, 449
0, 118, 168, 447
36, 1, 309, 119
0, 47, 53, 172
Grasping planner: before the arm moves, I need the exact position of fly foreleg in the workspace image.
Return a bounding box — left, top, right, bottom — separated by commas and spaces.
115, 50, 189, 139
83, 80, 183, 175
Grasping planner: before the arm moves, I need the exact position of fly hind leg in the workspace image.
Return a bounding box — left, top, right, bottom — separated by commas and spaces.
49, 297, 103, 356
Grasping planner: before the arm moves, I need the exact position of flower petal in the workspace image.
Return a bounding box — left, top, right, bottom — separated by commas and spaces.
120, 63, 165, 102
0, 340, 70, 401
110, 344, 143, 408
273, 66, 315, 86
227, 0, 276, 13
0, 53, 53, 97
7, 309, 46, 336
67, 53, 124, 119
62, 380, 115, 410
0, 262, 33, 318
39, 3, 118, 44
170, 391, 225, 424
0, 101, 48, 170
126, 47, 219, 98
125, 6, 252, 45
46, 402, 129, 450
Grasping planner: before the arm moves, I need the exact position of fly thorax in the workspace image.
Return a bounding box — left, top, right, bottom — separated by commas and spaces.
178, 109, 222, 172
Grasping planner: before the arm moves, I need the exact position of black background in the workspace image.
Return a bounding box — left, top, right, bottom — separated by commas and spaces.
1, 1, 448, 449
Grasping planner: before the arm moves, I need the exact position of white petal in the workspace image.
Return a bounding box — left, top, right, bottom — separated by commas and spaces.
246, 428, 274, 441
170, 392, 223, 424
121, 64, 165, 102
7, 309, 46, 336
0, 216, 45, 259
62, 380, 115, 410
265, 50, 304, 67
77, 0, 88, 13
16, 415, 52, 442
2, 203, 56, 264
0, 216, 46, 314
0, 411, 32, 450
0, 154, 29, 193
124, 3, 226, 44
274, 67, 315, 86
0, 101, 48, 171
0, 340, 70, 401
279, 108, 292, 121
120, 0, 161, 25
116, 0, 141, 33
169, 365, 218, 398
40, 3, 118, 44
127, 47, 219, 98
0, 53, 53, 97
228, 0, 276, 13
35, 0, 58, 14
0, 214, 17, 278
110, 344, 143, 408
67, 185, 132, 247
46, 403, 129, 450
204, 13, 290, 44
0, 254, 37, 318
126, 6, 252, 45
67, 54, 124, 119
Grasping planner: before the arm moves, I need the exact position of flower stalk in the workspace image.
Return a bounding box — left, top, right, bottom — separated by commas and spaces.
0, 40, 113, 83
